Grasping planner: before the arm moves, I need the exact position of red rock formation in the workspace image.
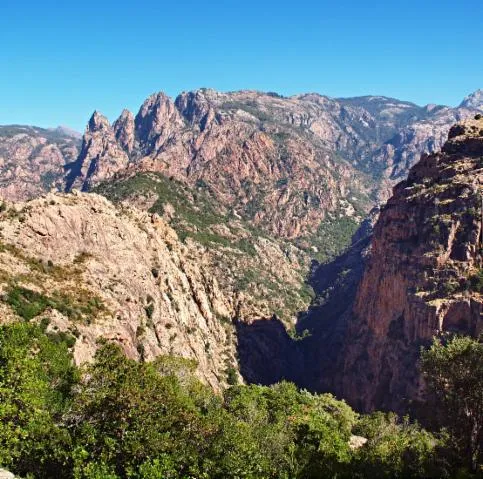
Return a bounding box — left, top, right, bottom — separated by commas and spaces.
65, 112, 130, 191
341, 117, 483, 412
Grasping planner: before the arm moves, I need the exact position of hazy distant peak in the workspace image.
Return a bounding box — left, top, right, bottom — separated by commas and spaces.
459, 89, 483, 110
51, 125, 82, 139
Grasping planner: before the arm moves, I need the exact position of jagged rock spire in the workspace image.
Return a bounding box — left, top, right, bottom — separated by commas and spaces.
113, 109, 135, 154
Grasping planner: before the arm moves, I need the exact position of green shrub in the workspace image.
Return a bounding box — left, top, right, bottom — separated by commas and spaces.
468, 269, 483, 292
144, 303, 155, 319
3, 285, 106, 322
0, 324, 471, 479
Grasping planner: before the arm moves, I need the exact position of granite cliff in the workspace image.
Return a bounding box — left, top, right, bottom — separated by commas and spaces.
339, 116, 483, 412
0, 188, 312, 389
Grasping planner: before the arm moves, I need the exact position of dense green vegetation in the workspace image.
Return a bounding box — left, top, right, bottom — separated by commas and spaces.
421, 336, 483, 473
95, 173, 224, 232
0, 321, 481, 478
95, 173, 258, 255
4, 285, 105, 323
304, 215, 360, 263
468, 268, 483, 293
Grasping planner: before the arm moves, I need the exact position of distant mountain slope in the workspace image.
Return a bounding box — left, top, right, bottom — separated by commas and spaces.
0, 125, 81, 201
0, 89, 481, 264
63, 89, 482, 245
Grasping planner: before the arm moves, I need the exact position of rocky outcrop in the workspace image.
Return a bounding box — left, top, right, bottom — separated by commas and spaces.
64, 112, 130, 191
0, 192, 237, 389
0, 125, 80, 201
134, 92, 186, 155
113, 109, 135, 154
339, 116, 483, 412
0, 469, 15, 479
0, 187, 311, 388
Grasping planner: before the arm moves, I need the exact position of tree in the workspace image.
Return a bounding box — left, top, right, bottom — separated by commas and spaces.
420, 335, 483, 473
0, 322, 77, 478
68, 342, 207, 478
292, 392, 357, 478
352, 412, 447, 478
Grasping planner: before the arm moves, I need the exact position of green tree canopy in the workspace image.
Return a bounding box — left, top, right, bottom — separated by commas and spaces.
421, 335, 483, 473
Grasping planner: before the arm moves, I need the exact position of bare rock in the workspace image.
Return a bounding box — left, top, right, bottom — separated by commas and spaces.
340, 117, 483, 412
64, 112, 130, 191
113, 109, 135, 154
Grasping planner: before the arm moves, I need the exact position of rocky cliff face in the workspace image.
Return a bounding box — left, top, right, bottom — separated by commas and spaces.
0, 192, 236, 389
0, 125, 80, 201
65, 112, 130, 191
339, 116, 483, 412
0, 188, 312, 388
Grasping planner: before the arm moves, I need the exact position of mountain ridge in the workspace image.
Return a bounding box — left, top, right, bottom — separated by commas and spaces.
63, 88, 483, 243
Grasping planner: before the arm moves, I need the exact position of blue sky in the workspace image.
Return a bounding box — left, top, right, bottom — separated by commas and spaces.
1, 0, 482, 131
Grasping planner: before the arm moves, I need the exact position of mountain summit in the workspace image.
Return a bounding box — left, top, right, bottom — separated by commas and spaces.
62, 89, 483, 241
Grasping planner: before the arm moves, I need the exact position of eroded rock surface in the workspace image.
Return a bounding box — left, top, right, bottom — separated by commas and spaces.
0, 190, 310, 388
340, 116, 483, 412
0, 125, 80, 201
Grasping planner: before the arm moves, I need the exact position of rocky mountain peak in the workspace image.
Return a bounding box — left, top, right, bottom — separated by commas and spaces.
87, 111, 111, 132
134, 92, 184, 152
459, 89, 483, 110
51, 125, 82, 139
113, 109, 135, 153
3, 88, 482, 243
65, 111, 129, 191
175, 89, 215, 126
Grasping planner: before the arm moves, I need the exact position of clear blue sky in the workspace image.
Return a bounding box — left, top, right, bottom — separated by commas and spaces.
1, 0, 482, 131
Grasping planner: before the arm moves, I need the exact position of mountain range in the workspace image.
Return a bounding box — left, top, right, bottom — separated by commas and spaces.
0, 88, 482, 413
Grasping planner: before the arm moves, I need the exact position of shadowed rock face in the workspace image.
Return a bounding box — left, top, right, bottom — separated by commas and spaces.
338, 117, 483, 413
236, 317, 304, 385
234, 210, 378, 392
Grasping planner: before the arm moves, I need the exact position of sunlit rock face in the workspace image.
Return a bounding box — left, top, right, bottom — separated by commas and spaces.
340, 117, 483, 412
